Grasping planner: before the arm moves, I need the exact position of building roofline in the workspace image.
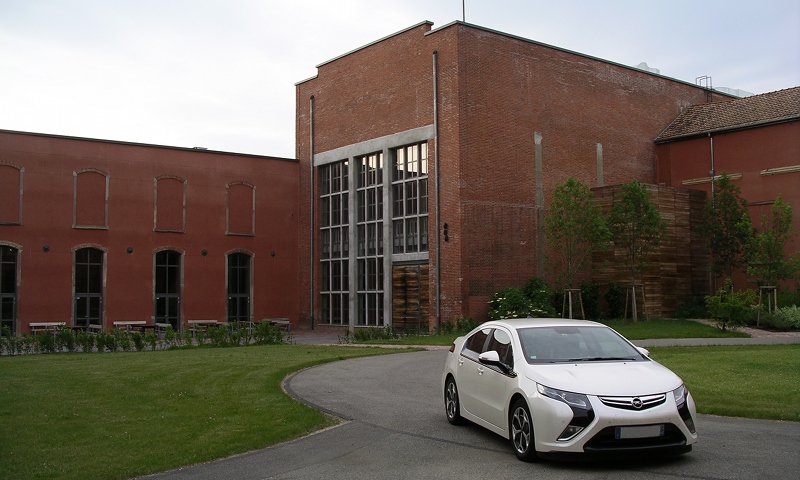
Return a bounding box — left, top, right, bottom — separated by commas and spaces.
654, 115, 800, 144
295, 21, 434, 86
425, 21, 738, 98
0, 128, 298, 162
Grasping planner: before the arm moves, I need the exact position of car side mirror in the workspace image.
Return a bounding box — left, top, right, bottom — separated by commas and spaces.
636, 346, 650, 357
478, 350, 501, 365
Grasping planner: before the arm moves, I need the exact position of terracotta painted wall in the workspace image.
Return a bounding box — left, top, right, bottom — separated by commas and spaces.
656, 121, 800, 291
0, 130, 299, 333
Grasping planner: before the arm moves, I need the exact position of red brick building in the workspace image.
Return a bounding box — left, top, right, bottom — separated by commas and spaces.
0, 130, 299, 335
656, 87, 800, 291
295, 21, 733, 331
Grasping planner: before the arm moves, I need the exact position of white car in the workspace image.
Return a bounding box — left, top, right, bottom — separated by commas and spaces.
442, 318, 698, 461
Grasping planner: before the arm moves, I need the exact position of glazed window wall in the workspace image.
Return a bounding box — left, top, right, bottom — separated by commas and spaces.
74, 247, 103, 328
227, 252, 251, 323
1, 246, 17, 334
155, 250, 181, 331
356, 152, 384, 326
392, 143, 428, 254
320, 160, 350, 325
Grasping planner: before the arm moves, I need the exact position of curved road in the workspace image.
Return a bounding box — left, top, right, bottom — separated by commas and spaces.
149, 349, 799, 479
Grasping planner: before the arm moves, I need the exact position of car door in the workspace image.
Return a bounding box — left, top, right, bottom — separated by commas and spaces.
457, 327, 491, 418
471, 327, 516, 429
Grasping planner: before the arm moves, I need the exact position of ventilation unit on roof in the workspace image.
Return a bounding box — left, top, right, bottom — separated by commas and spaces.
636, 62, 660, 74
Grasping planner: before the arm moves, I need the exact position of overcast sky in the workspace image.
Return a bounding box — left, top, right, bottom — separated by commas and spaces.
1, 0, 798, 158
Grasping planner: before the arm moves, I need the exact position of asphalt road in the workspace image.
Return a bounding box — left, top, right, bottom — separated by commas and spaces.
147, 349, 800, 479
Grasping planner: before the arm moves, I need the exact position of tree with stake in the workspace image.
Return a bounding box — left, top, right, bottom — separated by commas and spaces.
701, 173, 751, 286
746, 195, 800, 316
607, 180, 667, 322
545, 178, 610, 318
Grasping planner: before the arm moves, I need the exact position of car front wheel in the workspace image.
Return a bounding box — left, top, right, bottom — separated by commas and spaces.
444, 377, 464, 425
510, 399, 539, 461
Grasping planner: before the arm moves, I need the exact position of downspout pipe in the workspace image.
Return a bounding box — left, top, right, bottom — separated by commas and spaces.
433, 50, 441, 332
309, 96, 315, 330
709, 133, 716, 294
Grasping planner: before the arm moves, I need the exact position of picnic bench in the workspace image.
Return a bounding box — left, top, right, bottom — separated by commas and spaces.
29, 322, 65, 335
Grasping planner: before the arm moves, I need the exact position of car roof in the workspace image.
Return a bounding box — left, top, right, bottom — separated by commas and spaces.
484, 318, 606, 329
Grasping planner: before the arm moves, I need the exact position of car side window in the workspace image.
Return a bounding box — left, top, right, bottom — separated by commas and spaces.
464, 328, 491, 354
486, 328, 514, 369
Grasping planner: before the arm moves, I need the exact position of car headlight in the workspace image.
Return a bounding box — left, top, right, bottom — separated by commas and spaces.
537, 384, 595, 441
672, 383, 696, 434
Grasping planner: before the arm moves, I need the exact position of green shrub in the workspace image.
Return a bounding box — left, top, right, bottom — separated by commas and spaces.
132, 331, 145, 351
777, 288, 800, 308
54, 325, 76, 352
353, 326, 397, 341
523, 277, 557, 317
489, 287, 534, 320
672, 296, 709, 319
604, 281, 626, 319
705, 279, 757, 331
763, 305, 800, 329
580, 281, 601, 320
76, 330, 95, 353
34, 333, 56, 354
254, 322, 285, 344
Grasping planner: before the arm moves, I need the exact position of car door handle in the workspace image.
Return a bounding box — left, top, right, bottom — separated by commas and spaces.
458, 359, 464, 366
477, 366, 484, 375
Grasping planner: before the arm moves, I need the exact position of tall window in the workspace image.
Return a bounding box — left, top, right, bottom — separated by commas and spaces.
155, 250, 181, 331
227, 252, 251, 322
73, 169, 109, 229
74, 247, 103, 328
320, 160, 349, 324
1, 246, 17, 334
392, 143, 428, 254
356, 152, 384, 326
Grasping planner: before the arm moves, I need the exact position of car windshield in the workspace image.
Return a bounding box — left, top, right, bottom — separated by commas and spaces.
517, 325, 646, 364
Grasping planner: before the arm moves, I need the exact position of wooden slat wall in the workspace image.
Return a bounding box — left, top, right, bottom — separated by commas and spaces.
591, 184, 709, 318
392, 265, 430, 333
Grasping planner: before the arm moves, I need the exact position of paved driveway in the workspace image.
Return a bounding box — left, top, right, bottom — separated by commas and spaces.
148, 349, 799, 479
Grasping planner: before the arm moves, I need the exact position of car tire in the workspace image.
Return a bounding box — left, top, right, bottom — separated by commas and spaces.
444, 376, 464, 425
510, 398, 539, 462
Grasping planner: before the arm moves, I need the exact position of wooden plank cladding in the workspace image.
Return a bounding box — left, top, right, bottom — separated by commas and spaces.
392, 264, 430, 333
592, 184, 709, 318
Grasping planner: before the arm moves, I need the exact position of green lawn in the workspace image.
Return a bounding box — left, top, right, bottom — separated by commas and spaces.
0, 345, 398, 480
2, 342, 795, 480
367, 318, 749, 346
650, 344, 800, 422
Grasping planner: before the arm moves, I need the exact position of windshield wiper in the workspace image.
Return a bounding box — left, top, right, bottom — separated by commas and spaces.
560, 356, 637, 362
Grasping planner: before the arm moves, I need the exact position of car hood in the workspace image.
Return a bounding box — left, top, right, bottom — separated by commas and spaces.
524, 360, 682, 397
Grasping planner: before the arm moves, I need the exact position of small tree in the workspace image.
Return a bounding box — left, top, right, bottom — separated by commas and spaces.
544, 178, 610, 317
701, 173, 751, 285
607, 180, 667, 321
747, 194, 800, 288
705, 278, 756, 332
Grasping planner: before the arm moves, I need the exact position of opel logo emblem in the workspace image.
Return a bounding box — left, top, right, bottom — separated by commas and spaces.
631, 397, 643, 409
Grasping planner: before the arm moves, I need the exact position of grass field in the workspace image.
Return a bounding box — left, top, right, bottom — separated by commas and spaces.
0, 345, 399, 480
364, 318, 750, 346
650, 344, 800, 422
1, 341, 796, 480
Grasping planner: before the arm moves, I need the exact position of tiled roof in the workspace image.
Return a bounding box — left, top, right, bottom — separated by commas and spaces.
656, 86, 800, 142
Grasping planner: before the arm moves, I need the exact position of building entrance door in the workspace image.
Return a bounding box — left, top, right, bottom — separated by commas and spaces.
391, 264, 429, 334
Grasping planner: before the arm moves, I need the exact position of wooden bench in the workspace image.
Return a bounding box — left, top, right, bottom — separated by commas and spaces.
113, 321, 147, 332
264, 318, 290, 332
29, 322, 65, 335
187, 319, 219, 337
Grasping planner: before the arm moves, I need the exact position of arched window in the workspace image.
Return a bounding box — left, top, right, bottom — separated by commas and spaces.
73, 169, 109, 229
0, 162, 23, 225
155, 250, 182, 331
1, 245, 18, 334
74, 247, 104, 328
227, 182, 255, 235
227, 252, 251, 322
154, 176, 186, 232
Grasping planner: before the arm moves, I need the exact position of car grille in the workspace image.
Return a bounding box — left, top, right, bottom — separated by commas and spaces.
598, 393, 666, 411
584, 424, 687, 453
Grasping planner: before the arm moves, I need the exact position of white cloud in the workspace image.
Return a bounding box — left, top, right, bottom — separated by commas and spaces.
1, 0, 798, 157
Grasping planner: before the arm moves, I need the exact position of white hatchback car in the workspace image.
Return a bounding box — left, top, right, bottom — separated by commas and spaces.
442, 318, 698, 461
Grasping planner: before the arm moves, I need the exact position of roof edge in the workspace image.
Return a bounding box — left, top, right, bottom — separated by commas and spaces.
0, 129, 298, 162
425, 21, 738, 98
654, 116, 800, 144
